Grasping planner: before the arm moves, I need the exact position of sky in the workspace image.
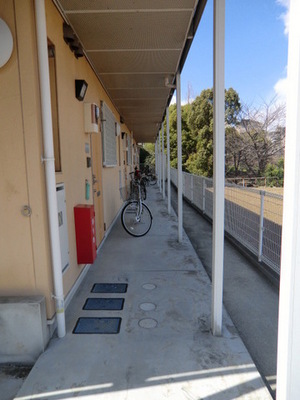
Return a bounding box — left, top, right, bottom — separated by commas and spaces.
175, 0, 290, 107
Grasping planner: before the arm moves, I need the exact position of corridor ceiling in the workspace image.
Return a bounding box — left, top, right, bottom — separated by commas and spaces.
54, 0, 206, 143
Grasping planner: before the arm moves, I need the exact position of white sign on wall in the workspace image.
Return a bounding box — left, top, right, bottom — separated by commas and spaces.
0, 19, 13, 68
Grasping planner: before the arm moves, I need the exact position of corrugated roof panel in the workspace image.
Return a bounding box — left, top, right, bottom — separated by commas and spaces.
88, 50, 181, 74
67, 12, 192, 50
100, 73, 172, 90
108, 88, 170, 100
59, 0, 197, 12
55, 0, 205, 142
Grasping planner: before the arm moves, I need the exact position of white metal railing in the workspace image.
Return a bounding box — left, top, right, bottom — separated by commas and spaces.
170, 168, 282, 274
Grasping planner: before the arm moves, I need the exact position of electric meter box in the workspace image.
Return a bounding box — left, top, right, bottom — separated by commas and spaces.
84, 103, 99, 133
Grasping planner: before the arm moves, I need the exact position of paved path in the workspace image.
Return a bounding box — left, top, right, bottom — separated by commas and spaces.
14, 186, 271, 400
171, 185, 279, 398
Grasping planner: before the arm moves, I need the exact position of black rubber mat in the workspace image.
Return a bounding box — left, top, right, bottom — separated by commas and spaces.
83, 298, 124, 310
91, 283, 128, 293
73, 317, 121, 334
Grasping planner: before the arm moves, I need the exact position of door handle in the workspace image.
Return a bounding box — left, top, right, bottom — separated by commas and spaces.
92, 174, 98, 185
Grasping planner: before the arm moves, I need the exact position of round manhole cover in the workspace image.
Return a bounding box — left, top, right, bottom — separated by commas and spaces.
138, 318, 158, 329
139, 302, 156, 311
142, 283, 156, 290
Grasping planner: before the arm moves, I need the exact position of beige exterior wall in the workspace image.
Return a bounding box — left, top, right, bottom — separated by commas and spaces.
0, 0, 54, 315
0, 0, 135, 319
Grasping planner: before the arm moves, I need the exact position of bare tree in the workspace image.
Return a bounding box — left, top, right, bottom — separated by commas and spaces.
225, 126, 246, 176
237, 98, 286, 176
186, 82, 194, 105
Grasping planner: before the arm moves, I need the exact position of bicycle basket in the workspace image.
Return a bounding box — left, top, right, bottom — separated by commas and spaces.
119, 185, 131, 201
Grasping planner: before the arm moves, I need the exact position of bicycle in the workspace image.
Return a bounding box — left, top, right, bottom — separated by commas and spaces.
121, 174, 153, 237
147, 172, 157, 186
141, 166, 157, 186
129, 170, 147, 200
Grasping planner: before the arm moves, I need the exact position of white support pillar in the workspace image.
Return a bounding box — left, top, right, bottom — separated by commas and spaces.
176, 72, 183, 242
162, 126, 165, 199
158, 130, 162, 191
155, 141, 158, 176
157, 139, 159, 178
277, 0, 300, 398
211, 0, 225, 337
166, 107, 171, 214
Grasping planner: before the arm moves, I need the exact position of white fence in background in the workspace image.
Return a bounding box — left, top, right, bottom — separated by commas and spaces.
170, 168, 282, 275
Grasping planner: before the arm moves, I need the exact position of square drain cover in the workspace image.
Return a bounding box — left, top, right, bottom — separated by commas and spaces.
73, 317, 121, 334
91, 283, 128, 293
83, 298, 124, 310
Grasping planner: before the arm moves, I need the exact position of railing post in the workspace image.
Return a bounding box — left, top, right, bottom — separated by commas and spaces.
258, 190, 265, 262
191, 174, 194, 204
202, 178, 206, 213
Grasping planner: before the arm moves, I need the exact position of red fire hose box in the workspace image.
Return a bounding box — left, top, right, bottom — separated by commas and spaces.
74, 204, 97, 264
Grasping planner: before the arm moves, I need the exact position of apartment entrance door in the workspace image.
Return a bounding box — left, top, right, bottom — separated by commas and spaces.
91, 134, 105, 246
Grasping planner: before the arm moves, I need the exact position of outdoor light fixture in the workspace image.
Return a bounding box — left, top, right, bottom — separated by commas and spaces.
70, 38, 79, 52
63, 22, 74, 44
75, 79, 88, 101
165, 76, 176, 89
74, 44, 84, 59
187, 25, 194, 40
63, 23, 84, 59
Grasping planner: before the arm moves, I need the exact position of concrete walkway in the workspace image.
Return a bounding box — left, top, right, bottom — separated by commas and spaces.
170, 185, 279, 398
15, 186, 271, 400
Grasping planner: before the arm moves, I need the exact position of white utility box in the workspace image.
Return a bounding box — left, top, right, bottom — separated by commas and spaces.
84, 103, 99, 133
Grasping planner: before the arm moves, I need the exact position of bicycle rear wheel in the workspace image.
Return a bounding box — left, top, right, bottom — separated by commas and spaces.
140, 180, 147, 200
149, 174, 157, 185
121, 201, 152, 237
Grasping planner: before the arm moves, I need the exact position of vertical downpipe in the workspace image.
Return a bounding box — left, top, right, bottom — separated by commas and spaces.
34, 0, 66, 337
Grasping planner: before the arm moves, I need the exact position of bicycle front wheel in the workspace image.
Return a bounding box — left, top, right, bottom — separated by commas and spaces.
121, 201, 152, 237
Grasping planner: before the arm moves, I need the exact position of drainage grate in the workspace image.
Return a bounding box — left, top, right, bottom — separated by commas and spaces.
73, 317, 121, 334
83, 298, 124, 310
91, 283, 128, 293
